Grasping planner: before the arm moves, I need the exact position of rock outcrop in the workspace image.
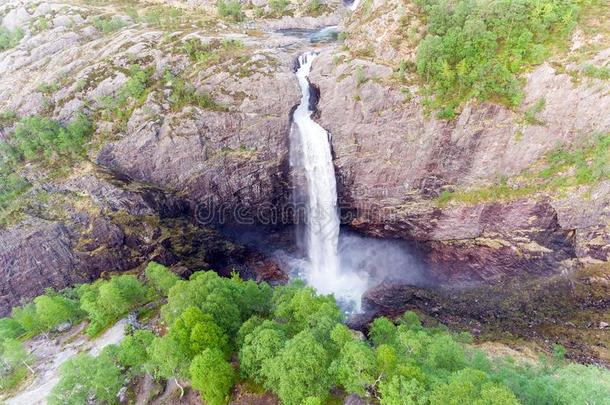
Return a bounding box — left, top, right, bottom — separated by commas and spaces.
0, 0, 306, 312
308, 6, 610, 282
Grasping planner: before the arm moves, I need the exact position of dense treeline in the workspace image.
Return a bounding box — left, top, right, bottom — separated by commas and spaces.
2, 263, 610, 403
415, 0, 587, 118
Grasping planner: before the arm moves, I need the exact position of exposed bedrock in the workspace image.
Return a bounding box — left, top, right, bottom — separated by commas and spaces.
309, 48, 610, 283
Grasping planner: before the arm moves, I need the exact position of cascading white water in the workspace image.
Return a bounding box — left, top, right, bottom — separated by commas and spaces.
344, 0, 361, 11
291, 52, 367, 309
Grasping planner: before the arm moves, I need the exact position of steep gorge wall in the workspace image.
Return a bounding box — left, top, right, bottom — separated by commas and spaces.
0, 0, 608, 313
308, 0, 610, 283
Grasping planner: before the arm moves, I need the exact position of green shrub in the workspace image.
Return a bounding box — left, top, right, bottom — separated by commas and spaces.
0, 172, 30, 212
48, 349, 123, 405
0, 110, 17, 127
269, 0, 290, 16
217, 0, 244, 22
0, 318, 24, 342
309, 0, 322, 14
147, 333, 191, 381
331, 340, 377, 396
379, 375, 426, 405
181, 38, 245, 66
0, 113, 93, 222
415, 0, 581, 118
79, 274, 149, 335
145, 262, 180, 296
238, 321, 287, 383
116, 330, 155, 373
6, 269, 609, 404
582, 63, 610, 80
163, 71, 225, 112
429, 369, 519, 405
355, 66, 368, 86
0, 27, 24, 51
262, 330, 332, 405
91, 16, 127, 33
190, 348, 235, 405
33, 293, 81, 331
524, 97, 546, 125
11, 304, 40, 336
141, 6, 184, 29
0, 339, 31, 393
2, 114, 93, 167
36, 81, 60, 95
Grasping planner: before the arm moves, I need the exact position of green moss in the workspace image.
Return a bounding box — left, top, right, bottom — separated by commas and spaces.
582, 63, 610, 80
437, 132, 609, 206
523, 97, 546, 126
163, 71, 226, 113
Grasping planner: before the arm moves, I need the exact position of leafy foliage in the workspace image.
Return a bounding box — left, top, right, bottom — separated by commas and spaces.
0, 338, 31, 393
7, 290, 82, 337
269, 0, 290, 16
5, 263, 610, 403
415, 0, 582, 118
0, 114, 93, 218
33, 293, 82, 331
582, 63, 610, 80
217, 0, 244, 22
91, 16, 128, 33
1, 114, 93, 167
0, 27, 24, 51
78, 274, 149, 335
0, 318, 24, 342
49, 347, 123, 405
190, 348, 235, 405
145, 262, 179, 296
262, 330, 332, 405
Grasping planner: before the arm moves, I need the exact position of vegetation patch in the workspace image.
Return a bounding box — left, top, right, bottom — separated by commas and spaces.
582, 63, 610, 80
182, 37, 246, 67
163, 70, 226, 112
415, 0, 584, 119
3, 263, 609, 403
437, 132, 609, 205
0, 27, 24, 51
91, 15, 128, 33
217, 0, 245, 22
0, 114, 94, 226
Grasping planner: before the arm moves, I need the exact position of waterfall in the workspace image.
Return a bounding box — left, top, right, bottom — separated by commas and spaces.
290, 52, 367, 310
343, 0, 361, 11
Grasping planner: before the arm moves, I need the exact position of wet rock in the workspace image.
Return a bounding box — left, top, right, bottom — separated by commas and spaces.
54, 321, 72, 333
126, 311, 142, 331
344, 394, 372, 405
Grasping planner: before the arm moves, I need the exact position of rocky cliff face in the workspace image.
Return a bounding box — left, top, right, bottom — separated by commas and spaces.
0, 0, 310, 313
308, 0, 610, 283
0, 0, 608, 315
